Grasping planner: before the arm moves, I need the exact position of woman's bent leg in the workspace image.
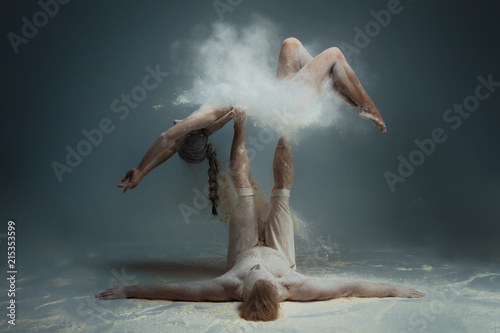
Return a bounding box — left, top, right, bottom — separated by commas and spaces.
276, 37, 313, 81
293, 47, 387, 132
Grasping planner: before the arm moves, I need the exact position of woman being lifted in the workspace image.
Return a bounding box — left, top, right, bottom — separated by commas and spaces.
117, 37, 387, 216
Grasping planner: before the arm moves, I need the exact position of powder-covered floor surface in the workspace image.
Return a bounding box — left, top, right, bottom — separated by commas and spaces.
2, 241, 499, 333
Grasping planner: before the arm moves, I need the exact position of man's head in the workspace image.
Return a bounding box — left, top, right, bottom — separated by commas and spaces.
239, 264, 280, 321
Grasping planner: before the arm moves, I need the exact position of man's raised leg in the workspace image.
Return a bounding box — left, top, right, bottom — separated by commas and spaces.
265, 137, 296, 269
226, 113, 259, 269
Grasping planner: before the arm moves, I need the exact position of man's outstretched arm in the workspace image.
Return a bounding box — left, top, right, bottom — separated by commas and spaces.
96, 275, 240, 302
288, 276, 425, 301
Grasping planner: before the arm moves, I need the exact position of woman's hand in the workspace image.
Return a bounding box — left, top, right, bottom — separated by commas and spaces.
118, 168, 145, 193
95, 286, 127, 300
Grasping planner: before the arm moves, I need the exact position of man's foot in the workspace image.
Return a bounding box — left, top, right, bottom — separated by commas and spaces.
229, 106, 247, 124
360, 106, 387, 133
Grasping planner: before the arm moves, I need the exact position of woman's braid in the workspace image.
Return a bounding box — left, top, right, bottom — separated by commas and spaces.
206, 141, 220, 216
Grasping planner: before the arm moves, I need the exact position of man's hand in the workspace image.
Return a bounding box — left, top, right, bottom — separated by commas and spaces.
392, 285, 426, 298
118, 168, 145, 193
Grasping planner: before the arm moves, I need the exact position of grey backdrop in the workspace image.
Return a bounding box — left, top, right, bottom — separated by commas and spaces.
1, 0, 499, 275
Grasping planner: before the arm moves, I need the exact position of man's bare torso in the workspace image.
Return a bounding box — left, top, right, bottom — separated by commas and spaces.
225, 246, 303, 301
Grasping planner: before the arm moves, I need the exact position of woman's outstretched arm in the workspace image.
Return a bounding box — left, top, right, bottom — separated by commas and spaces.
287, 275, 425, 301
118, 105, 236, 193
96, 275, 240, 302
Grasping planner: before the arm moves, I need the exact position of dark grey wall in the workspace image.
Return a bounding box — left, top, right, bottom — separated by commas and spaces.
1, 0, 499, 265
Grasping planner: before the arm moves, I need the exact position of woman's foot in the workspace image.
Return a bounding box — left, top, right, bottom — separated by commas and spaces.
359, 106, 387, 133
